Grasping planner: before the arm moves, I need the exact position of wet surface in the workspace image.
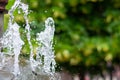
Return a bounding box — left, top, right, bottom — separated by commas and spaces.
0, 70, 14, 80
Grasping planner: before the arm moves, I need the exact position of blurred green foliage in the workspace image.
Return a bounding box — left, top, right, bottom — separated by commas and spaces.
4, 0, 120, 74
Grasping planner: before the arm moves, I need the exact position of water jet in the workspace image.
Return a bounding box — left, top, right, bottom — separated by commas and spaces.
0, 0, 59, 80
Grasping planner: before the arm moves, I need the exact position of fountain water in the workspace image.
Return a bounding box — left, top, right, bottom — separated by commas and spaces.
0, 0, 59, 80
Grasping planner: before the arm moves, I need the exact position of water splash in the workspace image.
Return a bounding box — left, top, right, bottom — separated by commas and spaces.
35, 17, 56, 75
0, 0, 25, 76
0, 0, 57, 79
0, 22, 24, 77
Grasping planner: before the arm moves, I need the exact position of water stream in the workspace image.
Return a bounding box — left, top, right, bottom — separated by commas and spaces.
0, 0, 58, 80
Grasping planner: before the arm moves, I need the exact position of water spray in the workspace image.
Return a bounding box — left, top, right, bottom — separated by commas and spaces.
0, 0, 59, 80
